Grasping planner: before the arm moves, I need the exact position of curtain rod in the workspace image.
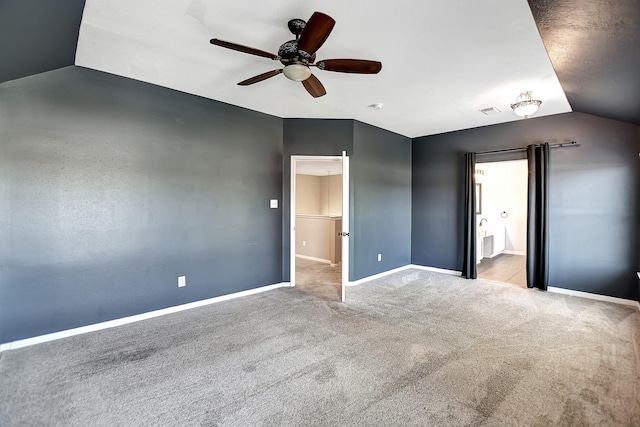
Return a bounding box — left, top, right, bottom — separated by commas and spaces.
475, 140, 579, 156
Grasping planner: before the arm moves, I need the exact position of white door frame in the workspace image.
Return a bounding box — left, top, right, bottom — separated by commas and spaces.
290, 154, 350, 302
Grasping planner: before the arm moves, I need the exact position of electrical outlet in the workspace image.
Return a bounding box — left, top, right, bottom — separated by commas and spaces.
377, 253, 382, 262
178, 276, 186, 287
303, 240, 306, 247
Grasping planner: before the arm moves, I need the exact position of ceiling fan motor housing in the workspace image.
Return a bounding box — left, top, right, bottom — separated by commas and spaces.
278, 40, 316, 66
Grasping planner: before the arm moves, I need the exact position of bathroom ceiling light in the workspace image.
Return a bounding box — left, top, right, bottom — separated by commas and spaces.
511, 91, 542, 118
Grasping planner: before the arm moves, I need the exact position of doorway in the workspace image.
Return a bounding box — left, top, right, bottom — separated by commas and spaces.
290, 155, 349, 302
475, 160, 527, 287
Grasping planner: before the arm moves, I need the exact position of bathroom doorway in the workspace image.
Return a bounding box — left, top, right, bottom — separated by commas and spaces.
290, 155, 349, 302
475, 160, 527, 287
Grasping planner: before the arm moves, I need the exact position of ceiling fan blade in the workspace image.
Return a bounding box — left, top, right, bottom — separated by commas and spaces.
302, 74, 327, 98
297, 12, 335, 55
317, 59, 382, 74
210, 39, 280, 60
238, 69, 283, 86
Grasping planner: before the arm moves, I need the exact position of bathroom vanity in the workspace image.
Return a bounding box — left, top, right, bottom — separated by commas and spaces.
477, 225, 506, 264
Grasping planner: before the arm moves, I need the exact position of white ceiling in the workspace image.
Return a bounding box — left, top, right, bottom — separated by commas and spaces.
75, 0, 571, 138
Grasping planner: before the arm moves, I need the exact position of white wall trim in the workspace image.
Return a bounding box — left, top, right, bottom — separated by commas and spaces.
295, 254, 332, 264
0, 282, 291, 353
409, 264, 463, 276
503, 250, 526, 256
350, 265, 639, 312
347, 265, 413, 286
347, 264, 463, 287
4, 274, 636, 353
547, 286, 640, 311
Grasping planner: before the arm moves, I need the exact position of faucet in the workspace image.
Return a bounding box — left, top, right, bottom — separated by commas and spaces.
479, 218, 488, 226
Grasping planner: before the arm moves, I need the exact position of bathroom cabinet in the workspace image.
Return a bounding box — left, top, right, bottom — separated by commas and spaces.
477, 225, 506, 263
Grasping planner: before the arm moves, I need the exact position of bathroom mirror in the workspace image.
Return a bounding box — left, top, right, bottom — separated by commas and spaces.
475, 183, 482, 214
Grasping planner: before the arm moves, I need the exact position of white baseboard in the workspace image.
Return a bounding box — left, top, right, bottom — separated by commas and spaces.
295, 254, 331, 264
5, 275, 635, 353
503, 250, 526, 256
0, 282, 291, 353
348, 265, 413, 286
409, 264, 462, 276
547, 286, 640, 311
346, 265, 640, 313
347, 264, 463, 287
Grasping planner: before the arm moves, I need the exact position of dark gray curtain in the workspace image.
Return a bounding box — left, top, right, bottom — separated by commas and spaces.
526, 143, 550, 290
462, 152, 477, 279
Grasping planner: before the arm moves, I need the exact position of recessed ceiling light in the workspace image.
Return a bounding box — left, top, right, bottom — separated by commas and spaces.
370, 103, 384, 110
479, 106, 501, 115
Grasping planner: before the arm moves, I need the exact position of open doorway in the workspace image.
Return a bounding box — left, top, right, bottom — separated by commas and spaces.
475, 160, 527, 287
291, 155, 349, 302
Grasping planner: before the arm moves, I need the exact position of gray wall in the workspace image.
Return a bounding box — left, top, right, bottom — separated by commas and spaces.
352, 121, 411, 279
282, 119, 412, 282
0, 0, 85, 83
0, 66, 283, 343
412, 112, 640, 301
282, 119, 354, 281
4, 66, 636, 344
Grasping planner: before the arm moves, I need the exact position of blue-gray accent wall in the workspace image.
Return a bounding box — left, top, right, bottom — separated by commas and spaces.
282, 119, 411, 282
412, 112, 640, 301
0, 0, 86, 83
352, 121, 411, 279
0, 66, 283, 342
282, 119, 354, 282
2, 65, 637, 344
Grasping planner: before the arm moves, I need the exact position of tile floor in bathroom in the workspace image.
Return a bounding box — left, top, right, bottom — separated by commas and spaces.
477, 253, 527, 287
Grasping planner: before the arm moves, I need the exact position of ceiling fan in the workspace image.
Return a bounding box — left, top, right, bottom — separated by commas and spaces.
210, 12, 382, 98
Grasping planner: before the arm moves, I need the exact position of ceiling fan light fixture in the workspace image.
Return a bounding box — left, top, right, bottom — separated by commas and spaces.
283, 64, 312, 81
511, 91, 542, 118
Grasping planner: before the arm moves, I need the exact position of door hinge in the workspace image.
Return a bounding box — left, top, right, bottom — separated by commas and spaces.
338, 232, 350, 237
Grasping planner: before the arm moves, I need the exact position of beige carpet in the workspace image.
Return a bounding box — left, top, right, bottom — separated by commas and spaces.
1, 269, 639, 426
295, 257, 342, 301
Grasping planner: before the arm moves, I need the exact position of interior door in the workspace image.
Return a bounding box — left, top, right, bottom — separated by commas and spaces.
290, 154, 349, 302
341, 152, 349, 302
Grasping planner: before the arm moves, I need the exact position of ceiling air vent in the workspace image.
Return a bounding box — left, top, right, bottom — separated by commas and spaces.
479, 106, 501, 115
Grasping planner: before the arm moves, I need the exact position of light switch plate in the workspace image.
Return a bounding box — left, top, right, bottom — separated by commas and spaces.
270, 199, 278, 209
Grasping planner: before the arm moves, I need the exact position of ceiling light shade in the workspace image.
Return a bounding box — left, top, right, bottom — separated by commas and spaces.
283, 64, 312, 81
510, 91, 542, 118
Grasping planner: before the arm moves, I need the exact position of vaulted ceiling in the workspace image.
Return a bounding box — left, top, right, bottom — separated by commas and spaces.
1, 0, 638, 137
529, 0, 640, 126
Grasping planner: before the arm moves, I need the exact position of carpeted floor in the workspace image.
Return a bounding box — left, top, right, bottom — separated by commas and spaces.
295, 257, 342, 301
1, 269, 639, 426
